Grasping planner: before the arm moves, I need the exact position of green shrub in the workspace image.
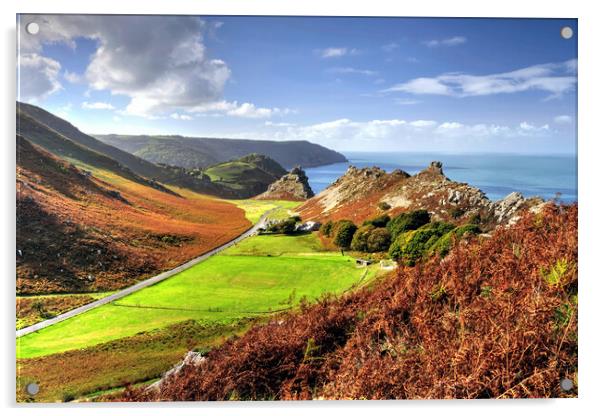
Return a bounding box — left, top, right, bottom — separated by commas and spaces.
350, 225, 375, 252
389, 221, 454, 265
387, 210, 430, 240
333, 220, 357, 249
362, 214, 391, 228
267, 217, 298, 234
388, 230, 416, 261
429, 223, 481, 257
320, 220, 334, 237
366, 228, 392, 252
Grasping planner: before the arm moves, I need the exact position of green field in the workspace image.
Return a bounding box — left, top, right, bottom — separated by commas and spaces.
17, 232, 374, 359
231, 199, 301, 223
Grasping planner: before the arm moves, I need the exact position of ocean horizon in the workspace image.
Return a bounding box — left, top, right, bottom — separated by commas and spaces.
304, 151, 577, 203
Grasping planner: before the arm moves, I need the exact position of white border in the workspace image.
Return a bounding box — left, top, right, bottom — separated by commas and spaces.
2, 1, 601, 415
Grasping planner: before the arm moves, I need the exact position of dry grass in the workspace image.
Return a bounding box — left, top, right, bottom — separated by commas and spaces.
123, 203, 577, 401
16, 137, 250, 294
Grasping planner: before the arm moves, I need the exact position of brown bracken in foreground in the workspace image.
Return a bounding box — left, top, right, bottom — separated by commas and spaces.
123, 203, 577, 400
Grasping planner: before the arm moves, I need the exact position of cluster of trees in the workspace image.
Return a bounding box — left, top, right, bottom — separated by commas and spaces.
320, 209, 481, 265
266, 215, 302, 235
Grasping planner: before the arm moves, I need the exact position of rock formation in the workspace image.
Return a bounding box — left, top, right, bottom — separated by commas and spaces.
255, 166, 315, 201
298, 161, 544, 231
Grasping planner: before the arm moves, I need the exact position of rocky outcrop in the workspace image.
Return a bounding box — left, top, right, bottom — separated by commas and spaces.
255, 166, 315, 201
145, 351, 206, 395
298, 161, 545, 230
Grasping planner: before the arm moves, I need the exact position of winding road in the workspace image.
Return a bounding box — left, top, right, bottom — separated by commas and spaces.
16, 210, 274, 338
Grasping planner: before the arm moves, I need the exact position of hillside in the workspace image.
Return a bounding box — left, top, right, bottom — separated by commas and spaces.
95, 134, 348, 169
204, 153, 287, 198
16, 135, 250, 295
17, 102, 230, 196
123, 203, 577, 400
298, 161, 544, 230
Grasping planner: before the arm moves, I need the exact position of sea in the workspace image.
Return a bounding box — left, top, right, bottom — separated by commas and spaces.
304, 152, 577, 203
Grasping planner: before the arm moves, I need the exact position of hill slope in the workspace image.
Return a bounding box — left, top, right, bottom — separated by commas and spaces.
124, 203, 577, 400
17, 102, 230, 196
298, 161, 544, 230
204, 153, 287, 198
16, 135, 250, 295
95, 134, 348, 169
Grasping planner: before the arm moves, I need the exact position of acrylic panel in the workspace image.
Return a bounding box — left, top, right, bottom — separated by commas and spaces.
16, 14, 577, 402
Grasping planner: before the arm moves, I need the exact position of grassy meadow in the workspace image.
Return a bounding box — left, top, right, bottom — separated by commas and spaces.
231, 199, 301, 223
17, 232, 375, 358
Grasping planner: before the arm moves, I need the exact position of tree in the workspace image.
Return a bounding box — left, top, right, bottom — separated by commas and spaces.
387, 210, 430, 240
333, 220, 357, 249
366, 228, 392, 252
362, 214, 390, 228
320, 220, 334, 237
350, 225, 375, 252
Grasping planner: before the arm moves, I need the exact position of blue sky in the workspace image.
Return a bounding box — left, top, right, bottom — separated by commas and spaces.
18, 15, 577, 154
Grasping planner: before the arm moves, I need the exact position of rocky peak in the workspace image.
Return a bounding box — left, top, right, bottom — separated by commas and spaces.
255, 166, 314, 201
419, 161, 445, 176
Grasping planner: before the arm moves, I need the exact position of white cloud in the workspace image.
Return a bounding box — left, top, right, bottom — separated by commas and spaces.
170, 112, 193, 120
317, 47, 358, 58
265, 121, 296, 127
423, 36, 467, 47
250, 118, 554, 145
409, 120, 437, 128
519, 121, 550, 133
82, 101, 115, 110
554, 115, 573, 124
327, 67, 378, 76
188, 100, 293, 119
18, 53, 62, 101
63, 70, 83, 84
390, 78, 451, 95
394, 98, 421, 105
384, 60, 576, 99
18, 15, 231, 116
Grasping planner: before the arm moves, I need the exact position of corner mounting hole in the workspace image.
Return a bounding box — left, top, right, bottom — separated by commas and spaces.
25, 382, 39, 395
561, 26, 573, 40
560, 378, 574, 391
26, 22, 39, 35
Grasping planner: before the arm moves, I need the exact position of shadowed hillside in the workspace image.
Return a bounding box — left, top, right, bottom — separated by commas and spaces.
123, 203, 577, 400
16, 135, 250, 295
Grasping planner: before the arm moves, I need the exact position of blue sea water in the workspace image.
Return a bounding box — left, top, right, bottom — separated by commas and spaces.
305, 152, 577, 203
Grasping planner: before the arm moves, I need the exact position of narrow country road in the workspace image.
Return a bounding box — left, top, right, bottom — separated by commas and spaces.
16, 209, 274, 338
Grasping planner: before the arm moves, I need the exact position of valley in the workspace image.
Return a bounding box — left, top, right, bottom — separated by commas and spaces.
15, 103, 577, 402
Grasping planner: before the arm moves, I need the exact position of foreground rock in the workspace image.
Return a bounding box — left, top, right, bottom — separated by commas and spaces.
298, 161, 544, 230
256, 166, 315, 201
